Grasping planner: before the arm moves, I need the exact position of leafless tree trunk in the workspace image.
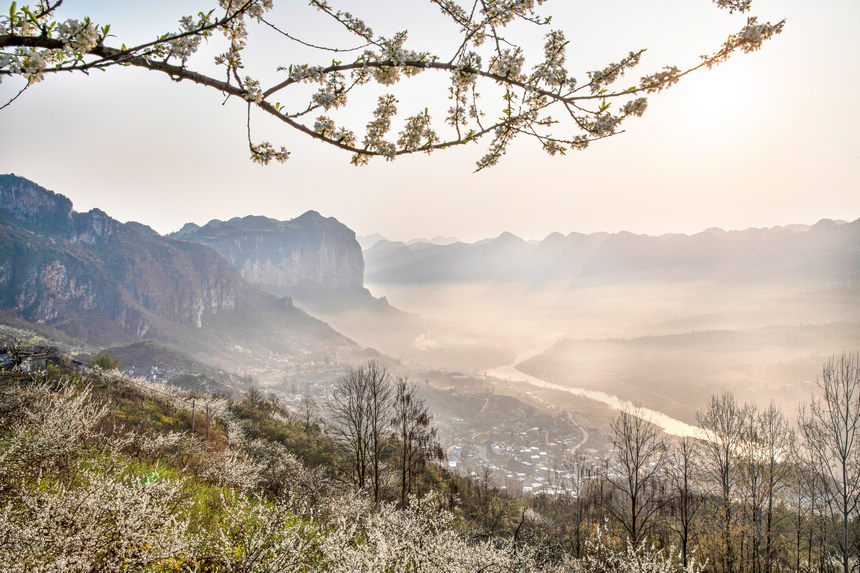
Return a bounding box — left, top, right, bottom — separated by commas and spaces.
799, 352, 860, 573
698, 390, 750, 573
364, 360, 392, 504
668, 436, 705, 570
790, 433, 817, 573
330, 360, 392, 497
604, 404, 668, 547
300, 389, 316, 455
563, 453, 592, 558
738, 403, 764, 573
391, 376, 442, 507
758, 403, 791, 573
330, 366, 369, 490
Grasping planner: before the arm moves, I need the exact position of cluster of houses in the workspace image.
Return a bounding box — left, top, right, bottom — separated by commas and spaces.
0, 344, 85, 373
440, 417, 591, 496
124, 365, 165, 382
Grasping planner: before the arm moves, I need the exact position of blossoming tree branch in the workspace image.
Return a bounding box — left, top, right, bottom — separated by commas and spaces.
0, 0, 783, 169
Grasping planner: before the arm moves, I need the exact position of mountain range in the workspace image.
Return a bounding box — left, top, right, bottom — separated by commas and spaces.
0, 174, 358, 371
365, 221, 860, 285
3, 172, 858, 382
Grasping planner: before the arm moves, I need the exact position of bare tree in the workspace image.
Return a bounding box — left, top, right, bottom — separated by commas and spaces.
364, 360, 393, 504
667, 436, 705, 570
561, 453, 595, 558
299, 388, 317, 455
329, 360, 392, 502
757, 403, 792, 573
799, 352, 860, 573
734, 403, 792, 573
792, 415, 834, 573
471, 465, 514, 538
697, 390, 750, 573
329, 363, 371, 491
603, 404, 668, 547
788, 439, 811, 573
391, 376, 442, 507
737, 403, 765, 573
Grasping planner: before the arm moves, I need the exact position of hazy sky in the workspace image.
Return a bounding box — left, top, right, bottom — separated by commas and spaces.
1, 0, 857, 242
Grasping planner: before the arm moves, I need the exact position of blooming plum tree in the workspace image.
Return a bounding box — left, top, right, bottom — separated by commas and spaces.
0, 1, 783, 169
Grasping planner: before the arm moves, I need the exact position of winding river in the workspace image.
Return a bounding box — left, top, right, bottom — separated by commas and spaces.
484, 361, 700, 438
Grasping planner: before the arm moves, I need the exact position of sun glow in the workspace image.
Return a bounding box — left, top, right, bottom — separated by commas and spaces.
674, 68, 749, 132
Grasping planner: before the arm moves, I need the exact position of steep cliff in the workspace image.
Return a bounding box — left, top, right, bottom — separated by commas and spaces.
171, 210, 421, 359
173, 212, 364, 295
0, 175, 353, 362
0, 174, 243, 342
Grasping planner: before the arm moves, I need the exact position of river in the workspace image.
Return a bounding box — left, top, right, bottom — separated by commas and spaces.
484, 363, 700, 437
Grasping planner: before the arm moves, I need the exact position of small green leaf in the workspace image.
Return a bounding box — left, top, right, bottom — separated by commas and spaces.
23, 6, 39, 27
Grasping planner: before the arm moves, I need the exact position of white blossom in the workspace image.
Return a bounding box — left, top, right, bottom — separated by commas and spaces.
0, 0, 784, 179
250, 141, 290, 164
242, 75, 263, 103
566, 524, 707, 573
361, 94, 398, 159
55, 19, 100, 52
397, 109, 439, 152
489, 48, 525, 81
621, 97, 648, 117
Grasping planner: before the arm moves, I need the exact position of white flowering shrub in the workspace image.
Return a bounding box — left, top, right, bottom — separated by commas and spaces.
0, 379, 195, 572
0, 467, 190, 573
0, 1, 783, 169
0, 382, 107, 481
330, 492, 563, 573
240, 438, 311, 497
124, 428, 189, 460
565, 525, 707, 573
198, 446, 264, 491
0, 364, 724, 573
207, 491, 347, 572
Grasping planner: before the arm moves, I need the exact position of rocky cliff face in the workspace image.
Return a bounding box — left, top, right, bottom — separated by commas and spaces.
0, 175, 248, 343
0, 174, 355, 366
173, 212, 364, 295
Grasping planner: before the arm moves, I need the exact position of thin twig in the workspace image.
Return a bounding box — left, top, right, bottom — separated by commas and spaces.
0, 82, 30, 111
261, 18, 369, 53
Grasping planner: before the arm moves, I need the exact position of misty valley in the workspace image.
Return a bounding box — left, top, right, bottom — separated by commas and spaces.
3, 0, 859, 569
1, 173, 859, 572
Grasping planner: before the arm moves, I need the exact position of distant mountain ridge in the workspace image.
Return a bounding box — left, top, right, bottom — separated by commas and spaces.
365, 219, 860, 285
0, 174, 354, 366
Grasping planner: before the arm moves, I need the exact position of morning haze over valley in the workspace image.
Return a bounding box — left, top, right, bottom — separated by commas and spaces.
3, 167, 858, 506
1, 0, 858, 571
